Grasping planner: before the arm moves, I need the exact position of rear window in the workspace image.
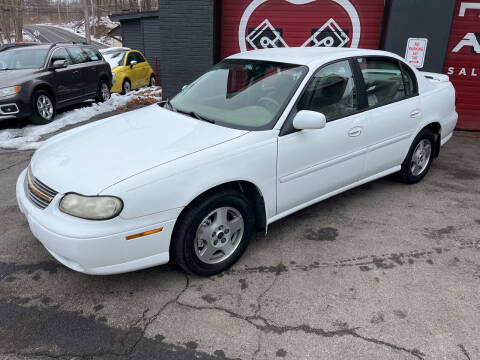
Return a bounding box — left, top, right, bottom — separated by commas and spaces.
357, 57, 406, 107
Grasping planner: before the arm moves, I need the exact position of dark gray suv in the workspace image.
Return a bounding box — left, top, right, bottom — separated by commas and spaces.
0, 43, 112, 124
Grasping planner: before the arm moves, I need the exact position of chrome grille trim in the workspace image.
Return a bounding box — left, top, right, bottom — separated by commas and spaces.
24, 168, 58, 209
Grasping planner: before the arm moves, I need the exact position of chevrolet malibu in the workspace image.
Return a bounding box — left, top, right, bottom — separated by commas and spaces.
16, 48, 457, 276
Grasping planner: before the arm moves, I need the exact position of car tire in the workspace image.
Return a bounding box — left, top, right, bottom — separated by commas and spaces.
30, 90, 56, 125
171, 190, 255, 276
121, 79, 131, 95
395, 128, 435, 184
96, 80, 111, 103
149, 74, 156, 87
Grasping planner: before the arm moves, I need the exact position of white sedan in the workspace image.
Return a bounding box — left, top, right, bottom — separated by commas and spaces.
16, 48, 457, 276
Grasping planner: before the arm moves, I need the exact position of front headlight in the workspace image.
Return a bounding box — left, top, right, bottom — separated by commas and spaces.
59, 193, 123, 220
0, 85, 21, 98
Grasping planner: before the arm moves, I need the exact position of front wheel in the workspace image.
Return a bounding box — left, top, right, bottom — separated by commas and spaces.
30, 90, 55, 125
149, 74, 156, 87
171, 190, 255, 276
121, 79, 131, 95
395, 128, 435, 184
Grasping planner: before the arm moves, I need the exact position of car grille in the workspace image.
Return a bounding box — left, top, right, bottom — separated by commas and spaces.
24, 168, 58, 209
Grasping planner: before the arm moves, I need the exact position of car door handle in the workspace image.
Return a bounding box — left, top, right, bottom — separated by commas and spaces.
410, 110, 421, 118
348, 127, 363, 137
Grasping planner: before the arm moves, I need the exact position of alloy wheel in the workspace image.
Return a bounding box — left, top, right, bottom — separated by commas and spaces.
410, 139, 432, 176
36, 95, 54, 120
124, 81, 131, 93
101, 83, 110, 101
194, 207, 244, 264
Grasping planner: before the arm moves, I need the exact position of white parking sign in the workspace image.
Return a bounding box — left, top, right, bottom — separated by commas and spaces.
405, 38, 428, 68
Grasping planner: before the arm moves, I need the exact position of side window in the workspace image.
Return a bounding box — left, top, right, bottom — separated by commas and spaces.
357, 57, 406, 107
126, 52, 136, 65
82, 47, 101, 62
68, 47, 90, 64
50, 48, 71, 65
297, 60, 357, 121
400, 63, 418, 97
134, 52, 145, 63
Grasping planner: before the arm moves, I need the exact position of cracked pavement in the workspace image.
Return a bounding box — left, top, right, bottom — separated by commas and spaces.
0, 127, 479, 359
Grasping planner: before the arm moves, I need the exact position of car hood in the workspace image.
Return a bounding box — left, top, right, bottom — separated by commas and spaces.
0, 69, 38, 86
30, 105, 248, 194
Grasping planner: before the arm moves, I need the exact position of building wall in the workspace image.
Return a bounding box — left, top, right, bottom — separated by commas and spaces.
121, 20, 143, 51
220, 0, 386, 59
443, 0, 480, 130
382, 0, 456, 73
142, 17, 162, 82
157, 0, 217, 99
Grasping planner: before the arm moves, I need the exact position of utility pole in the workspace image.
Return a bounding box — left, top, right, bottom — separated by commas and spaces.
83, 0, 91, 43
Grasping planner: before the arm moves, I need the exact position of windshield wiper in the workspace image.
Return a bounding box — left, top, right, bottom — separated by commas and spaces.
176, 109, 215, 124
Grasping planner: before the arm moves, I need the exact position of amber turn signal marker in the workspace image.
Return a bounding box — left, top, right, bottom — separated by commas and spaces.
126, 227, 163, 241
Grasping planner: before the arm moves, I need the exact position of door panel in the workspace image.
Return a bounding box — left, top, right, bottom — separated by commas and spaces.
83, 47, 102, 96
67, 47, 91, 97
277, 113, 368, 213
357, 56, 421, 178
48, 48, 80, 102
277, 59, 368, 214
363, 98, 420, 177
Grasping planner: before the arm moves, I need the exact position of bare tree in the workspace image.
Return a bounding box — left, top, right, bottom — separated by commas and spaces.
83, 0, 91, 43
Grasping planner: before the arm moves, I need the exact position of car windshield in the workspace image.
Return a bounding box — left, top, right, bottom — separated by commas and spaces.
170, 59, 308, 130
0, 47, 49, 69
102, 49, 127, 69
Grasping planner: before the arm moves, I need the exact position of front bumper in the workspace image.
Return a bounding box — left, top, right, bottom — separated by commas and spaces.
16, 169, 177, 275
111, 76, 122, 93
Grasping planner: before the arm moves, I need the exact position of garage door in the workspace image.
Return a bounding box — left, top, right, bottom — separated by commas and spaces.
220, 0, 386, 59
443, 0, 480, 130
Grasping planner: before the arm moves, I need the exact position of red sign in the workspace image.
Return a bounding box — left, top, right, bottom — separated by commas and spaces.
221, 0, 385, 59
444, 0, 480, 130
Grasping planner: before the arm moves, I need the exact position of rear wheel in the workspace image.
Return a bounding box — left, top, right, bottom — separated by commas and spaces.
149, 74, 156, 87
395, 128, 435, 184
30, 90, 55, 125
171, 190, 255, 276
121, 79, 131, 95
96, 80, 111, 103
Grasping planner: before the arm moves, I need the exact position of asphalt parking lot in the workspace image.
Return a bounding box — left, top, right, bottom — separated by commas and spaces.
0, 124, 479, 359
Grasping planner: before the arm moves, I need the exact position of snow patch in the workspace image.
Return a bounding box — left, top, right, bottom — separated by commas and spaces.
0, 88, 162, 151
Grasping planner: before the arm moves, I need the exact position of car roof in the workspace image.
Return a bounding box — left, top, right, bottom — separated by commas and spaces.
227, 47, 404, 67
0, 42, 50, 51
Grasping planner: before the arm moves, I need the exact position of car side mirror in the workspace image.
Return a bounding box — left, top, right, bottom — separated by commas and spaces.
129, 60, 138, 68
52, 59, 67, 69
293, 110, 327, 130
182, 85, 188, 91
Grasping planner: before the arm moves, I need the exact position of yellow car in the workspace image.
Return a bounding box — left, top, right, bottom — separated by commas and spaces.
100, 47, 156, 94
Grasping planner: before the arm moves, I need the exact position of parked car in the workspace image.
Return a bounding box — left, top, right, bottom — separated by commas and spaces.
16, 48, 457, 276
0, 43, 112, 124
100, 47, 156, 94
